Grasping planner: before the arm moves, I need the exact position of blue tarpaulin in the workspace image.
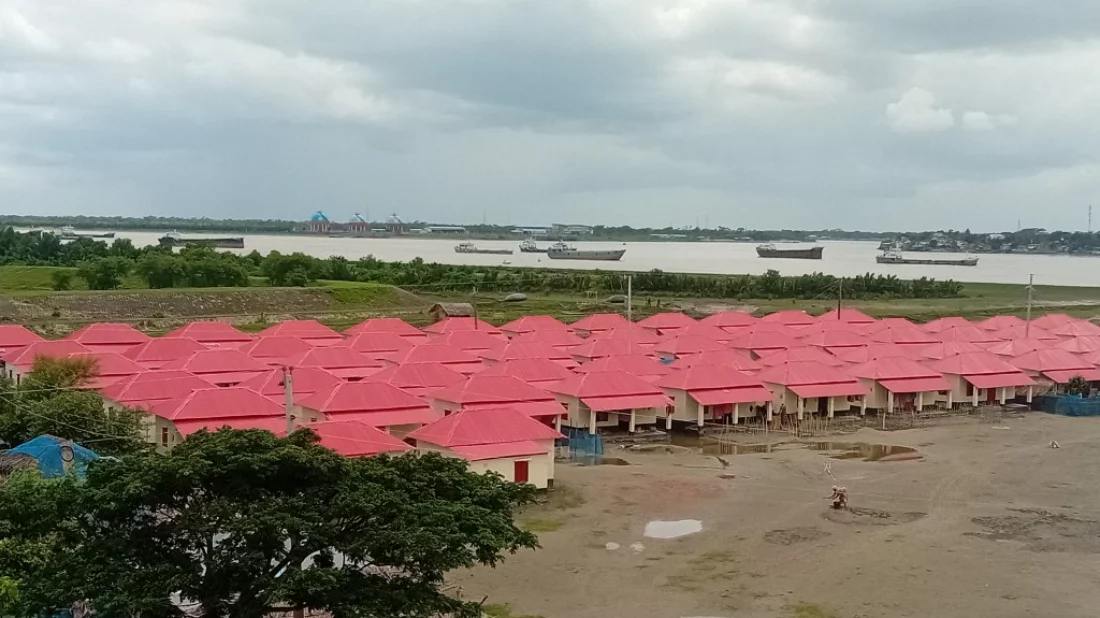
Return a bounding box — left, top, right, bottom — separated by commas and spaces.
6, 435, 100, 478
1034, 394, 1100, 417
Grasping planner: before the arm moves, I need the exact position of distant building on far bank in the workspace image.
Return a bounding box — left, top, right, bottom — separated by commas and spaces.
552, 223, 593, 238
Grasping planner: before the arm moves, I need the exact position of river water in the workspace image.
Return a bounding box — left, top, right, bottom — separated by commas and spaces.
91, 231, 1100, 287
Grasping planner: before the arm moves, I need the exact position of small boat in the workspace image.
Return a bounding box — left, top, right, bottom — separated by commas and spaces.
876, 250, 978, 266
756, 243, 824, 260
519, 239, 547, 253
454, 242, 513, 255
58, 226, 115, 240
546, 241, 626, 261
159, 230, 245, 249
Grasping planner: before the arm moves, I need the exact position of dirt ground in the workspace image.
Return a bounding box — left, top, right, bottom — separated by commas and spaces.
457, 414, 1100, 618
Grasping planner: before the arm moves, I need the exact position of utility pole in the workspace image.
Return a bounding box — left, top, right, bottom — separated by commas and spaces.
283, 365, 295, 434
837, 279, 843, 319
1090, 205, 1093, 234
472, 285, 479, 330
626, 274, 633, 322
1025, 274, 1035, 338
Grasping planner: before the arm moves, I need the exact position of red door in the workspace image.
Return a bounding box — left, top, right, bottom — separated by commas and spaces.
987, 388, 997, 405
514, 460, 530, 484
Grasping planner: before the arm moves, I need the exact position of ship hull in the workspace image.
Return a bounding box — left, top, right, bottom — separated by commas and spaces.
547, 249, 626, 261
519, 247, 548, 253
756, 246, 824, 260
455, 248, 514, 255
877, 256, 978, 266
160, 237, 245, 249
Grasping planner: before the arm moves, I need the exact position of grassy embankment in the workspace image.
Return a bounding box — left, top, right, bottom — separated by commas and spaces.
1, 266, 1099, 331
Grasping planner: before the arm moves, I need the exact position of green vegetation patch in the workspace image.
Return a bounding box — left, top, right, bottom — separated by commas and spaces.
481, 603, 546, 618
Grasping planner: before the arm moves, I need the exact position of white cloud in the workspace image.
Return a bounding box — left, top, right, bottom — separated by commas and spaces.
885, 87, 955, 134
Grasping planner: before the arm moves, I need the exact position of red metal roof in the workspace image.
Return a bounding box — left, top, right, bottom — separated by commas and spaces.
581, 393, 672, 411
3, 340, 91, 368
1054, 337, 1100, 354
153, 387, 285, 422
237, 336, 316, 361
507, 400, 568, 418
548, 370, 669, 399
689, 386, 774, 405
990, 324, 1059, 341
385, 344, 481, 365
0, 325, 44, 351
653, 334, 727, 356
1030, 313, 1078, 330
335, 408, 440, 427
977, 315, 1026, 331
862, 317, 917, 334
237, 367, 343, 398
1011, 349, 1097, 373
338, 333, 415, 358
760, 309, 815, 326
758, 347, 844, 367
65, 323, 151, 349
637, 312, 696, 332
964, 372, 1036, 389
676, 322, 737, 342
258, 320, 344, 343
576, 355, 672, 378
788, 382, 866, 398
1080, 350, 1100, 365
512, 329, 587, 348
867, 324, 938, 346
67, 352, 146, 378
877, 376, 951, 393
755, 362, 865, 396
922, 317, 973, 333
656, 364, 766, 391
816, 308, 876, 324
570, 339, 652, 360
928, 352, 1028, 376
500, 315, 571, 334
590, 324, 662, 345
473, 358, 577, 385
1043, 368, 1100, 383
833, 344, 914, 363
918, 341, 986, 360
430, 375, 554, 405
160, 349, 272, 375
700, 310, 757, 329
366, 362, 469, 391
100, 371, 212, 407
1053, 321, 1100, 337
422, 317, 502, 335
299, 382, 432, 416
408, 406, 562, 447
196, 371, 268, 386
296, 420, 413, 457
726, 329, 800, 352
344, 317, 426, 338
284, 347, 383, 372
934, 325, 1001, 344
799, 330, 869, 349
164, 321, 253, 344
984, 339, 1050, 357
173, 416, 291, 437
122, 337, 207, 368
668, 348, 762, 372
431, 329, 509, 351
569, 313, 630, 333
479, 341, 576, 365
846, 356, 943, 381
451, 441, 548, 461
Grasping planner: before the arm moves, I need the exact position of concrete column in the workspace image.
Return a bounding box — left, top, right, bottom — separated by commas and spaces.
588, 408, 597, 435
887, 390, 895, 414
797, 397, 805, 420
628, 410, 637, 433
732, 403, 740, 425
697, 403, 704, 427
972, 389, 979, 407
555, 415, 562, 432
860, 396, 867, 416
947, 390, 954, 408
916, 391, 924, 411
766, 401, 774, 422
1027, 385, 1034, 403
827, 397, 835, 418
999, 387, 1007, 405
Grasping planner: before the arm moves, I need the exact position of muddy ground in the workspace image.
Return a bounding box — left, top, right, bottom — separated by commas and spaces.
458, 414, 1100, 618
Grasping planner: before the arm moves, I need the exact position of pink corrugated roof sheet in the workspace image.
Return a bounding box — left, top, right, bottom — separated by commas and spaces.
669, 348, 762, 372
1010, 349, 1098, 373
297, 420, 413, 457
384, 344, 483, 366
508, 401, 568, 418
65, 323, 151, 347
122, 338, 207, 368
867, 324, 938, 345
918, 341, 986, 360
237, 367, 343, 398
689, 386, 774, 405
788, 382, 866, 398
345, 317, 426, 338
1043, 368, 1100, 383
758, 347, 844, 367
726, 329, 799, 352
284, 347, 383, 371
367, 362, 469, 390
99, 370, 211, 406
700, 311, 757, 329
591, 324, 662, 345
0, 325, 44, 350
977, 315, 1026, 331
799, 330, 869, 349
258, 320, 344, 343
922, 317, 973, 333
154, 387, 285, 422
479, 341, 575, 365
3, 341, 91, 367
677, 322, 737, 342
408, 406, 562, 447
1053, 321, 1100, 337
1054, 337, 1100, 354
338, 333, 415, 358
422, 317, 501, 335
654, 334, 727, 356
473, 358, 577, 384
1030, 313, 1078, 330
637, 312, 696, 332
833, 344, 914, 363
164, 321, 253, 344
579, 393, 672, 411
513, 329, 587, 348
570, 313, 630, 333
570, 339, 652, 360
990, 324, 1059, 341
237, 336, 316, 361
299, 382, 432, 416
500, 315, 570, 334
928, 352, 1028, 376
877, 376, 951, 393
760, 310, 814, 326
160, 349, 272, 374
656, 364, 766, 391
862, 317, 917, 334
847, 356, 943, 381
934, 325, 1000, 344
576, 355, 672, 378
754, 362, 865, 395
816, 308, 875, 324
67, 352, 146, 377
430, 375, 554, 405
174, 416, 291, 437
548, 370, 668, 399
451, 441, 548, 461
964, 373, 1035, 389
984, 339, 1050, 357
431, 329, 509, 351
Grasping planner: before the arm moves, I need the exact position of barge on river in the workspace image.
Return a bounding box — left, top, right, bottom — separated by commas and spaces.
159, 231, 245, 249
454, 242, 514, 255
756, 243, 824, 260
876, 250, 978, 266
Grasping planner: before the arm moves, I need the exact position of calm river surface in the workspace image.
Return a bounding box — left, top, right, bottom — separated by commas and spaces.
102, 232, 1100, 287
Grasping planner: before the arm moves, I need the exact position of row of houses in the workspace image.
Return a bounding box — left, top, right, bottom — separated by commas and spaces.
1, 308, 1098, 489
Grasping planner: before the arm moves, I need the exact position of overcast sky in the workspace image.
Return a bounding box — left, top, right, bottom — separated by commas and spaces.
2, 1, 1099, 231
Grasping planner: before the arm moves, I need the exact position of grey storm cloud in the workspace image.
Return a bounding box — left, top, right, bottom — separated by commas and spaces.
2, 0, 1100, 230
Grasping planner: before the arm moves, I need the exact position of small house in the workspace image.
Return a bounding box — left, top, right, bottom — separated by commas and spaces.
122, 337, 208, 369
159, 349, 271, 386
575, 354, 672, 382
668, 348, 762, 373
473, 358, 578, 387
289, 420, 413, 458
257, 320, 344, 347
500, 315, 571, 338
382, 344, 485, 375
546, 370, 672, 434
150, 387, 301, 451
237, 336, 316, 363
1010, 349, 1100, 392
422, 316, 501, 335
428, 302, 475, 323
569, 313, 631, 338
927, 352, 1036, 405
479, 341, 579, 368
344, 317, 429, 341
365, 362, 469, 397
297, 382, 438, 436
283, 347, 383, 380
338, 333, 415, 359
163, 321, 254, 346
99, 370, 212, 411
754, 362, 866, 419
64, 323, 151, 354
656, 365, 773, 427
637, 312, 696, 336
652, 334, 728, 362
846, 357, 951, 413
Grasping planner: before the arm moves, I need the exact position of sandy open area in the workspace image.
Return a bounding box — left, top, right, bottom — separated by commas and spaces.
457, 414, 1100, 618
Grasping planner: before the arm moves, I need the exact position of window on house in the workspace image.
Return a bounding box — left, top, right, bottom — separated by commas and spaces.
595, 412, 610, 422
160, 427, 170, 447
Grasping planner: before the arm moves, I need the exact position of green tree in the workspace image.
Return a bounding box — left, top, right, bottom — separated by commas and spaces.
1065, 375, 1090, 397
0, 429, 538, 618
49, 270, 73, 291
136, 254, 186, 288
75, 257, 131, 290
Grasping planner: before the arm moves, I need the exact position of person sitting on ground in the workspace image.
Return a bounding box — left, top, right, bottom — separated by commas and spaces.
827, 486, 848, 509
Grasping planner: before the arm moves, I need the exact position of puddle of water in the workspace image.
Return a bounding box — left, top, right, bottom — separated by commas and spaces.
644, 519, 703, 539
807, 442, 921, 462
671, 434, 921, 462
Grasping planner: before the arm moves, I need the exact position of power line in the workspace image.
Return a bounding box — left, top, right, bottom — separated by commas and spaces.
0, 390, 141, 442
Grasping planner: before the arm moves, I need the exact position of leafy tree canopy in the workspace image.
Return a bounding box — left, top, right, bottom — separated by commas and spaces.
0, 429, 538, 618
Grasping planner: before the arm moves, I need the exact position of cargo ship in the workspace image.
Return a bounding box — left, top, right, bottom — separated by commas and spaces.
158, 231, 245, 249
546, 242, 626, 261
519, 239, 548, 253
58, 226, 115, 240
876, 250, 978, 266
756, 243, 824, 260
454, 242, 514, 255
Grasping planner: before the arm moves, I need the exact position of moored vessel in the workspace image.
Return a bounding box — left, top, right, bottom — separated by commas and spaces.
58, 226, 116, 240
159, 231, 245, 249
546, 242, 626, 261
454, 242, 514, 255
756, 243, 824, 260
519, 239, 547, 253
876, 250, 978, 266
